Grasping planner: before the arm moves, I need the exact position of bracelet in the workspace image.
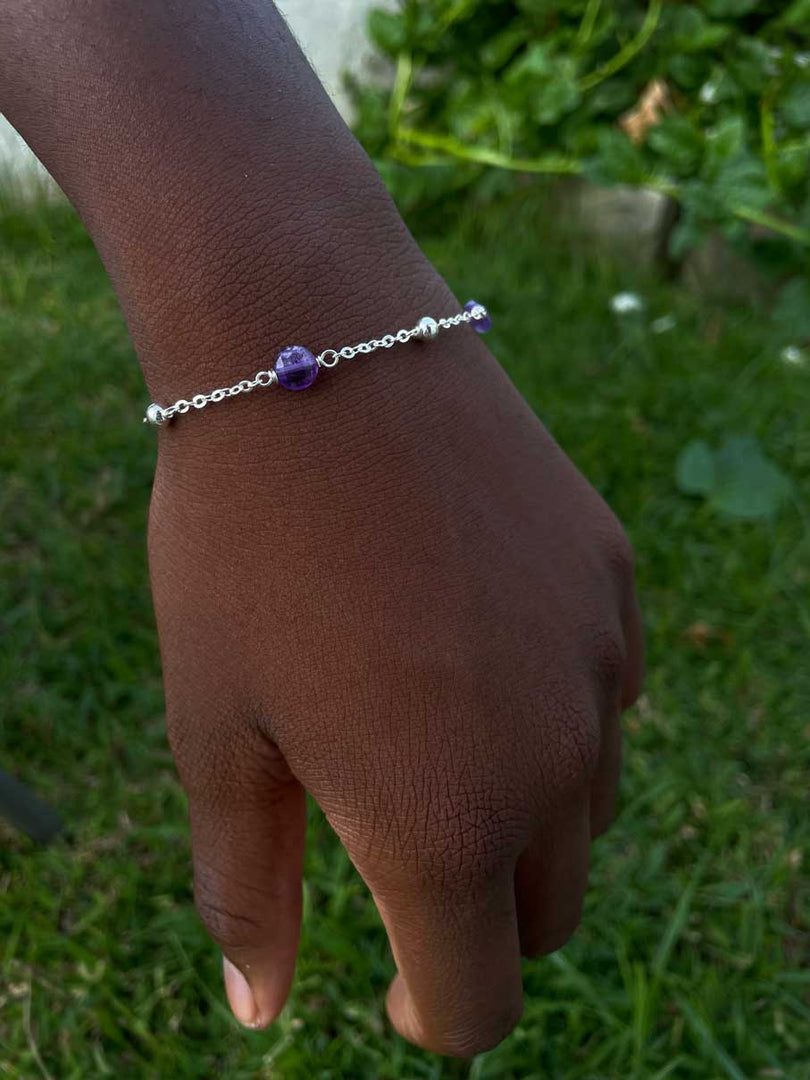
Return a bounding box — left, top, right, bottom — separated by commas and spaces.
143, 299, 492, 425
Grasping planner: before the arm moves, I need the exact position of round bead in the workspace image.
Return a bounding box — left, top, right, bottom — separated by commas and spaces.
274, 345, 319, 391
416, 316, 439, 341
146, 403, 167, 426
464, 299, 492, 334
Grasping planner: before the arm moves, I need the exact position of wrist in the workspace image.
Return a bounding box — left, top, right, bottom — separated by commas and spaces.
146, 275, 511, 520
148, 264, 481, 469
132, 195, 442, 400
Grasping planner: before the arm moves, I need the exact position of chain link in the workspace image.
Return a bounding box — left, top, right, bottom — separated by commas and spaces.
144, 306, 482, 425
152, 369, 280, 423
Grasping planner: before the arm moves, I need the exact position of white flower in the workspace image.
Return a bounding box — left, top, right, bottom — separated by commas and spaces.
610, 291, 644, 315
651, 314, 677, 334
795, 53, 810, 69
780, 345, 805, 366
699, 80, 719, 105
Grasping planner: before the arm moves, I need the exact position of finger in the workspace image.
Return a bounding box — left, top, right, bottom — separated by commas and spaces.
589, 713, 621, 838
182, 730, 306, 1029
369, 867, 523, 1057
591, 591, 643, 837
514, 797, 590, 957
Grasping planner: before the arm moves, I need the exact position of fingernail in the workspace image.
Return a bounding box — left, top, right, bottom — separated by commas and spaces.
223, 956, 259, 1028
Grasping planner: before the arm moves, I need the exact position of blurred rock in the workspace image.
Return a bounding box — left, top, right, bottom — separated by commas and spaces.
554, 178, 765, 303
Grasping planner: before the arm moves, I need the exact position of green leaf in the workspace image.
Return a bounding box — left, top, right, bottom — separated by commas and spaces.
715, 155, 772, 211
710, 435, 792, 520
780, 84, 810, 130
694, 67, 741, 106
676, 440, 717, 496
504, 44, 581, 126
667, 6, 732, 52
480, 24, 527, 70
648, 115, 705, 174
668, 54, 711, 91
776, 141, 810, 193
516, 0, 589, 17
366, 8, 406, 57
680, 178, 728, 222
585, 128, 647, 186
728, 37, 777, 95
704, 115, 746, 179
701, 0, 757, 13
504, 42, 555, 83
669, 212, 709, 259
586, 79, 639, 117
676, 436, 792, 519
778, 0, 810, 28
532, 60, 581, 125
772, 278, 810, 343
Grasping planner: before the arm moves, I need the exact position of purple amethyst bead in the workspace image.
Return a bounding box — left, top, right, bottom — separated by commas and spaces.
464, 299, 492, 333
274, 345, 319, 390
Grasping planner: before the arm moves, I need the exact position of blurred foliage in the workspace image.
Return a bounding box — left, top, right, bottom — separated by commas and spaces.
350, 0, 810, 278
676, 434, 793, 518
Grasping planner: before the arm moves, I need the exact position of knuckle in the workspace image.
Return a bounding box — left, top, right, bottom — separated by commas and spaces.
165, 707, 229, 793
343, 756, 533, 892
537, 693, 602, 805
603, 519, 636, 584
590, 624, 628, 698
193, 886, 264, 953
405, 795, 530, 893
192, 852, 268, 954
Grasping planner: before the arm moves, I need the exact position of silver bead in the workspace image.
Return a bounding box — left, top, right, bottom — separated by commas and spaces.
415, 316, 439, 341
145, 403, 167, 426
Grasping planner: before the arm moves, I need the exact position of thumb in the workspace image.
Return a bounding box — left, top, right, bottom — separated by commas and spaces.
181, 726, 306, 1029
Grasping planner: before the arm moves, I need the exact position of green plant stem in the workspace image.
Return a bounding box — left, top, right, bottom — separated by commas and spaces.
396, 127, 581, 174
759, 97, 781, 196
576, 0, 603, 50
578, 0, 662, 91
388, 51, 413, 135
438, 0, 479, 35
730, 203, 810, 245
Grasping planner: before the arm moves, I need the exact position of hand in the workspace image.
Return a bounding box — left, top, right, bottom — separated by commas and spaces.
0, 0, 640, 1054
147, 283, 643, 1057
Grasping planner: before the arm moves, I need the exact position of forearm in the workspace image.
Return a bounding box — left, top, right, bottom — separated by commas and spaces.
0, 0, 450, 425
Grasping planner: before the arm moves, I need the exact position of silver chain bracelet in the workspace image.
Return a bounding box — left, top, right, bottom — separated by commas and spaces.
143, 299, 492, 425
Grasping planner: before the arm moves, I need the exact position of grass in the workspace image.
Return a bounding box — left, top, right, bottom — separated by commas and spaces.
1, 185, 808, 1078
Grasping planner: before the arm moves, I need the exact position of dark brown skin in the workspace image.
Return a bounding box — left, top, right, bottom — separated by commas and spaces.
1, 1, 643, 1056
